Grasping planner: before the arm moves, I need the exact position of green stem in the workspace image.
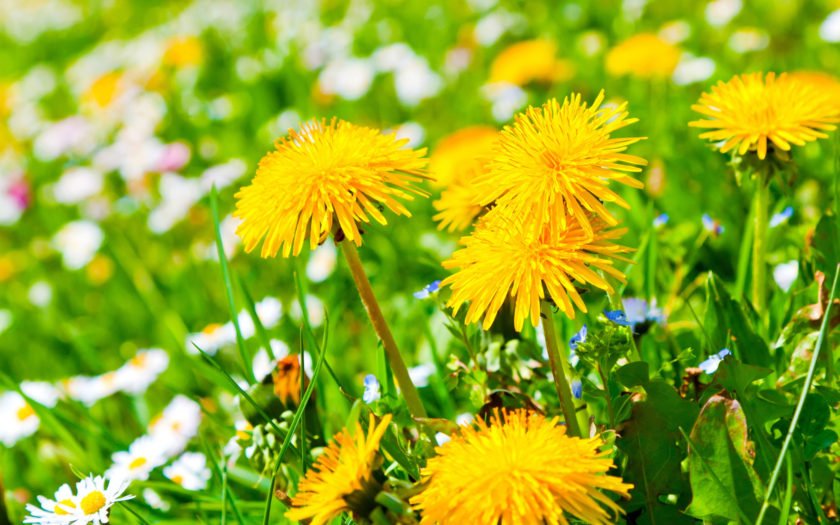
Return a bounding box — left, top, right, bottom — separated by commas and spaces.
752, 175, 769, 321
339, 240, 427, 419
540, 301, 583, 438
755, 264, 840, 525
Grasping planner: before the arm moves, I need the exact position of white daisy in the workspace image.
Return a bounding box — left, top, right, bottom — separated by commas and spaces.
61, 373, 121, 406
105, 436, 167, 482
71, 474, 134, 524
0, 391, 40, 446
52, 220, 103, 270
163, 452, 211, 491
305, 239, 337, 283
148, 395, 201, 456
23, 482, 76, 524
114, 348, 169, 395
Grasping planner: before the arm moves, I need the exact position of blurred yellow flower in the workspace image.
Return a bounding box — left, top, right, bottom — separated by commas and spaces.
272, 355, 305, 406
234, 118, 428, 258
475, 92, 645, 240
429, 126, 497, 231
433, 182, 485, 232
286, 414, 392, 525
429, 126, 496, 188
605, 33, 680, 79
411, 409, 632, 525
83, 72, 123, 108
489, 39, 574, 86
689, 72, 840, 160
163, 36, 204, 68
788, 71, 840, 113
442, 214, 629, 330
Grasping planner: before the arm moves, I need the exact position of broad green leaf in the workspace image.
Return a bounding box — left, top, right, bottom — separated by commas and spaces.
616, 361, 650, 389
704, 273, 770, 366
686, 395, 761, 524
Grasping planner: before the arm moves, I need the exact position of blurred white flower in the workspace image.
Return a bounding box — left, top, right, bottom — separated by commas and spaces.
164, 452, 211, 490
115, 349, 170, 395
21, 381, 60, 407
408, 363, 436, 388
393, 56, 442, 107
200, 159, 247, 192
474, 11, 516, 46
106, 436, 168, 482
53, 167, 104, 204
673, 55, 715, 85
306, 239, 337, 283
773, 261, 799, 292
148, 173, 203, 234
318, 58, 375, 100
483, 83, 528, 122
53, 220, 104, 270
33, 116, 96, 161
372, 43, 416, 72
28, 281, 53, 308
659, 20, 691, 44
434, 432, 450, 446
705, 0, 742, 27
0, 391, 40, 446
142, 488, 171, 512
0, 174, 29, 225
392, 121, 426, 147
444, 47, 472, 76
0, 309, 11, 335
62, 373, 121, 406
728, 28, 769, 53
290, 294, 325, 327
148, 395, 202, 457
820, 10, 840, 42
456, 413, 474, 426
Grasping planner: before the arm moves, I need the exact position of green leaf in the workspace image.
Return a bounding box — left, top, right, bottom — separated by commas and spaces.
704, 273, 771, 366
686, 395, 761, 524
616, 380, 698, 524
616, 361, 650, 389
812, 213, 839, 284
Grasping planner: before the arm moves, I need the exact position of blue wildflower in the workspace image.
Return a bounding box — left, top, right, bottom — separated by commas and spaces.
363, 374, 381, 403
769, 206, 794, 228
621, 298, 667, 331
604, 309, 632, 326
571, 379, 583, 399
698, 349, 732, 375
413, 280, 441, 299
569, 324, 587, 350
702, 213, 725, 236
653, 213, 669, 229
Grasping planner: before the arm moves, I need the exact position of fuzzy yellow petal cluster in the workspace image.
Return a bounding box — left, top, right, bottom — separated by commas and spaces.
234, 118, 428, 257
689, 72, 840, 159
286, 414, 392, 525
411, 410, 632, 525
489, 39, 575, 86
605, 33, 681, 79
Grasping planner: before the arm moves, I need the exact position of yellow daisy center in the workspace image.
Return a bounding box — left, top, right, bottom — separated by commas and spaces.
16, 403, 35, 421
171, 474, 184, 485
80, 490, 107, 515
55, 499, 76, 515
129, 457, 147, 470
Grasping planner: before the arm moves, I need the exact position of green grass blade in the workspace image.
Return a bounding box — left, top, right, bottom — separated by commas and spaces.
209, 186, 254, 383
239, 276, 275, 360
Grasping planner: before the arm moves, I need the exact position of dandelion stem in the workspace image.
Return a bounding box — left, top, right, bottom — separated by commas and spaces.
339, 240, 427, 419
752, 173, 769, 322
540, 301, 583, 438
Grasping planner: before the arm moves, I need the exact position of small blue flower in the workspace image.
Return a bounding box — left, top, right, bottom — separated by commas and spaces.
769, 206, 794, 228
702, 213, 725, 236
413, 280, 441, 299
604, 309, 632, 326
363, 374, 381, 403
621, 298, 667, 330
698, 349, 732, 375
571, 379, 583, 399
653, 213, 669, 229
569, 324, 587, 350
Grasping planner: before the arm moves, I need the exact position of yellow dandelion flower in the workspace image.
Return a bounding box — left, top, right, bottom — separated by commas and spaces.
475, 92, 646, 239
605, 33, 681, 79
429, 126, 497, 188
441, 214, 630, 331
433, 182, 485, 232
286, 414, 392, 525
163, 36, 204, 68
690, 72, 840, 160
489, 39, 575, 86
234, 118, 428, 257
788, 71, 840, 113
411, 409, 632, 525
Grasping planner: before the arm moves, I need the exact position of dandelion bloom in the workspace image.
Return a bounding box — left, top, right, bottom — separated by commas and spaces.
286, 414, 392, 525
475, 92, 645, 238
489, 39, 574, 86
411, 409, 632, 525
689, 72, 840, 160
605, 33, 681, 79
429, 126, 497, 231
234, 118, 427, 258
442, 214, 630, 331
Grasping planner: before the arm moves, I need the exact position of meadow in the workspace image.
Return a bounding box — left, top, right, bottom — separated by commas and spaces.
1, 0, 840, 523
